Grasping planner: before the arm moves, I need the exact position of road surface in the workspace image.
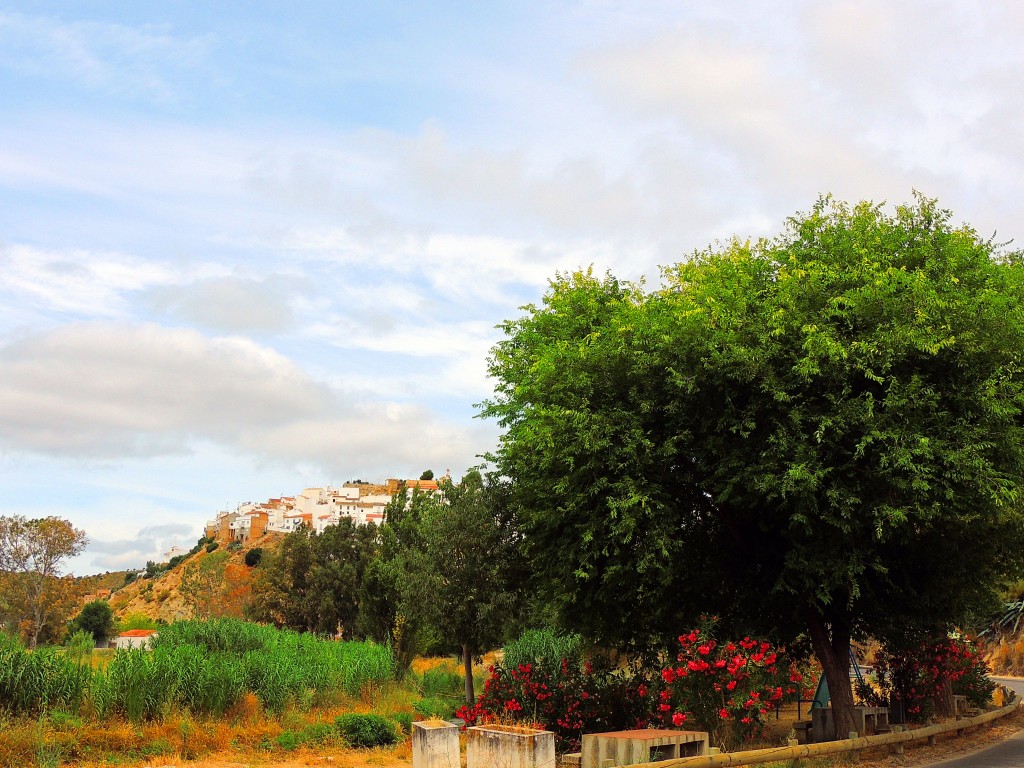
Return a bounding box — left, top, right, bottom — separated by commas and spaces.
923, 677, 1024, 767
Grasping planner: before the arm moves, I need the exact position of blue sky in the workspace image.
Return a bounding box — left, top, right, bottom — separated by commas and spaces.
2, 2, 1024, 573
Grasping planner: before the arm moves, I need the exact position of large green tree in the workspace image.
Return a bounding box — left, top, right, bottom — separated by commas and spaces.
482, 196, 1024, 737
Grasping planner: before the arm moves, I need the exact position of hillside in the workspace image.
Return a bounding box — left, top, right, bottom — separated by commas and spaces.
101, 533, 283, 623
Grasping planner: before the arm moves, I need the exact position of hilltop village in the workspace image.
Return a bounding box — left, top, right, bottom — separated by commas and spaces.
202, 476, 444, 546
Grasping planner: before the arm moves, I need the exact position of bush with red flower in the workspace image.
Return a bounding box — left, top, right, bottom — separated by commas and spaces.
457, 625, 799, 751
649, 623, 798, 747
867, 635, 994, 723
456, 653, 648, 751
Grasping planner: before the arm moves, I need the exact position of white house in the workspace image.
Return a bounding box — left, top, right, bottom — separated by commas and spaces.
114, 629, 158, 649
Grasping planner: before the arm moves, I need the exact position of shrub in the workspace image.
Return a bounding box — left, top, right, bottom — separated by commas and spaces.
649, 625, 796, 747
335, 713, 398, 747
276, 730, 299, 750
205, 542, 219, 553
459, 624, 797, 751
300, 722, 337, 745
872, 635, 995, 722
458, 648, 648, 751
244, 548, 263, 568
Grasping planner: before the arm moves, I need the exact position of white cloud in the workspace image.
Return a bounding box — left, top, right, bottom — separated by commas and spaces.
0, 322, 487, 475
145, 274, 298, 334
90, 523, 198, 571
0, 243, 174, 318
0, 323, 333, 457
0, 11, 212, 103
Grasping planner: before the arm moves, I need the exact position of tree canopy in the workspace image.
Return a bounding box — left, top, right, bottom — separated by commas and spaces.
246, 518, 378, 636
482, 196, 1024, 735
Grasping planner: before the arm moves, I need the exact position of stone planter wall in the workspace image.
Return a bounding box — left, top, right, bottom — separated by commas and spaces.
466, 724, 556, 768
412, 721, 460, 768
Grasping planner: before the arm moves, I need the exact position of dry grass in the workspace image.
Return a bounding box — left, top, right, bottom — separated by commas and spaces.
988, 637, 1024, 676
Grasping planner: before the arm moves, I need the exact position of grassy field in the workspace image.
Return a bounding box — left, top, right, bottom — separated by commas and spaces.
0, 619, 420, 768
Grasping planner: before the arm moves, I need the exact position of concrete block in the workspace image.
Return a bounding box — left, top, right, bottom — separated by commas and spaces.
412, 720, 460, 768
466, 724, 556, 768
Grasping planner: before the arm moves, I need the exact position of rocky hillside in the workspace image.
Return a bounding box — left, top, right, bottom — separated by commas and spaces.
100, 533, 282, 623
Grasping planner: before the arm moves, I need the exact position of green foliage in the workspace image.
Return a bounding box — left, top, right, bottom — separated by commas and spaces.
275, 730, 299, 750
412, 696, 457, 720
118, 613, 159, 632
0, 639, 91, 716
482, 195, 1024, 732
400, 474, 525, 701
205, 542, 219, 553
420, 469, 434, 480
179, 551, 230, 620
0, 618, 394, 721
334, 713, 398, 747
300, 721, 337, 745
68, 599, 116, 644
982, 599, 1024, 639
392, 711, 412, 734
246, 520, 378, 637
503, 628, 585, 673
244, 547, 263, 567
416, 667, 464, 697
64, 629, 94, 662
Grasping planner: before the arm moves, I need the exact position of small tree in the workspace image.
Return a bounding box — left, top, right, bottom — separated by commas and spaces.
404, 473, 524, 703
69, 599, 116, 644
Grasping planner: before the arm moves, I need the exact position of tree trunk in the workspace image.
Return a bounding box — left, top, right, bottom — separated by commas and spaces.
463, 643, 475, 705
806, 610, 856, 740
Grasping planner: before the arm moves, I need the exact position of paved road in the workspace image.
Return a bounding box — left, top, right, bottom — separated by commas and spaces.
922, 677, 1024, 767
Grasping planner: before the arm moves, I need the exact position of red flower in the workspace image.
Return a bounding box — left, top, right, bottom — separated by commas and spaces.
672, 712, 686, 726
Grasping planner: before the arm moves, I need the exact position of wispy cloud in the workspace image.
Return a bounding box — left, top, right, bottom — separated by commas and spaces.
0, 11, 212, 103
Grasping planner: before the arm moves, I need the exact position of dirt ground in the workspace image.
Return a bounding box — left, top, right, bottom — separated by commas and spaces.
67, 706, 1024, 768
